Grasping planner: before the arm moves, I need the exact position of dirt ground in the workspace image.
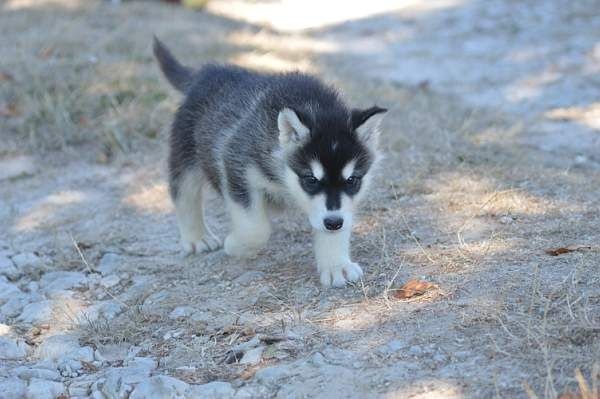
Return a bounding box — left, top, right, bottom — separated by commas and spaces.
1, 1, 599, 398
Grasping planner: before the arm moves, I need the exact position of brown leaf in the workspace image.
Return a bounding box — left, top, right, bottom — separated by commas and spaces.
545, 245, 591, 256
393, 279, 438, 299
0, 102, 20, 117
0, 71, 14, 82
38, 46, 55, 59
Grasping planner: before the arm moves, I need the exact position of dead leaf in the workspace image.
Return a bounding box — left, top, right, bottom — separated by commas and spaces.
0, 71, 14, 82
545, 245, 591, 256
0, 102, 20, 117
38, 46, 55, 59
393, 279, 438, 299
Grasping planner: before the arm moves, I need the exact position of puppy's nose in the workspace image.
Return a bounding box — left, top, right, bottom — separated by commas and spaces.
324, 217, 343, 231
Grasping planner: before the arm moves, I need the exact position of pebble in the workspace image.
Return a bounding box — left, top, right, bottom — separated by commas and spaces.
11, 253, 44, 275
0, 276, 21, 303
40, 271, 87, 293
26, 379, 65, 399
240, 346, 264, 365
11, 367, 61, 381
0, 336, 27, 359
100, 366, 152, 398
254, 365, 293, 385
100, 274, 120, 288
378, 339, 407, 355
0, 255, 21, 281
83, 300, 124, 322
233, 271, 266, 285
17, 300, 54, 325
97, 253, 122, 275
168, 306, 194, 319
129, 375, 189, 399
0, 377, 27, 398
189, 381, 235, 398
35, 334, 81, 361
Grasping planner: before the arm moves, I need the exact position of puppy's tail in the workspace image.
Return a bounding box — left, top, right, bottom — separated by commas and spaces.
153, 36, 194, 92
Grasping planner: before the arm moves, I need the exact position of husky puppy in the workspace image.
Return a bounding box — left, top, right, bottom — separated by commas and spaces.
153, 38, 386, 287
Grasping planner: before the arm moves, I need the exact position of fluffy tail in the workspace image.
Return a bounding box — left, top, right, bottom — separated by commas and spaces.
153, 36, 194, 92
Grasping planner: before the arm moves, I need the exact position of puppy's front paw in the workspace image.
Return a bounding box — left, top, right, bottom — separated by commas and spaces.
182, 236, 222, 255
224, 234, 263, 258
319, 262, 363, 288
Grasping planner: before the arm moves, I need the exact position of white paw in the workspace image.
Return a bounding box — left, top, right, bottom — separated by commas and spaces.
224, 234, 264, 258
182, 236, 222, 255
319, 262, 363, 288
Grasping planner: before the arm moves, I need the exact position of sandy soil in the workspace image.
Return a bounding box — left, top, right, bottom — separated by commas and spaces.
1, 1, 599, 398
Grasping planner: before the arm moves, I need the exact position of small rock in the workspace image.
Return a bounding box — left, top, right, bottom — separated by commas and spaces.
0, 336, 27, 359
129, 375, 189, 399
26, 378, 65, 399
0, 277, 21, 303
82, 301, 123, 322
0, 377, 27, 399
378, 339, 407, 355
97, 253, 122, 275
126, 357, 157, 371
0, 155, 36, 181
17, 301, 54, 325
239, 346, 264, 365
35, 334, 81, 361
100, 367, 152, 398
11, 253, 44, 275
499, 215, 516, 224
188, 381, 235, 398
0, 256, 21, 281
169, 306, 194, 319
233, 271, 266, 285
100, 274, 120, 288
140, 290, 170, 316
12, 367, 61, 381
40, 271, 87, 293
408, 345, 424, 356
255, 365, 292, 385
0, 293, 33, 319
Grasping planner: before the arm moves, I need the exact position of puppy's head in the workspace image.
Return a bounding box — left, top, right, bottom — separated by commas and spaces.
279, 105, 386, 232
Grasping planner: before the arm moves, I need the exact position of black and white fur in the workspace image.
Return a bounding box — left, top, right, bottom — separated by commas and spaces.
154, 38, 386, 287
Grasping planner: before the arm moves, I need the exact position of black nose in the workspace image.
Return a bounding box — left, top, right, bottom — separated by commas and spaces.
324, 217, 343, 231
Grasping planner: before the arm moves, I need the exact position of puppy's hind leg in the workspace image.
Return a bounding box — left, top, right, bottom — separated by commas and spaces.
172, 170, 221, 255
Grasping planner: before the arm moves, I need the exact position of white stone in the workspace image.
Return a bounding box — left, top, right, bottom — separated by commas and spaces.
11, 367, 60, 381
0, 277, 21, 303
129, 375, 189, 399
255, 365, 292, 384
35, 334, 89, 362
239, 346, 264, 365
233, 271, 266, 285
17, 300, 54, 325
97, 253, 122, 275
0, 255, 20, 281
0, 336, 27, 359
81, 301, 123, 323
101, 367, 152, 398
11, 253, 44, 275
100, 274, 120, 288
26, 379, 65, 399
188, 381, 235, 398
126, 357, 157, 371
0, 293, 32, 319
40, 271, 87, 293
168, 306, 194, 319
0, 377, 27, 399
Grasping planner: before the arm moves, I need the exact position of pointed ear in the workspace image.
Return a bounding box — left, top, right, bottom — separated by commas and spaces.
278, 108, 310, 147
352, 106, 387, 145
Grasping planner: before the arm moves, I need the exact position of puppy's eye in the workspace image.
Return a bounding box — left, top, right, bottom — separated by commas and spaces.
345, 176, 362, 193
346, 176, 361, 187
301, 176, 320, 192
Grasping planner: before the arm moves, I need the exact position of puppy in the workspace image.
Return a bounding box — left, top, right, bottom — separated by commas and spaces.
153, 38, 386, 287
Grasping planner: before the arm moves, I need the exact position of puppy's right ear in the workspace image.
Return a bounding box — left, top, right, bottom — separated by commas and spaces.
278, 108, 310, 147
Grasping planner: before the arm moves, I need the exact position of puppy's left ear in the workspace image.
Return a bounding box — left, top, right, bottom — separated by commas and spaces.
351, 106, 387, 146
